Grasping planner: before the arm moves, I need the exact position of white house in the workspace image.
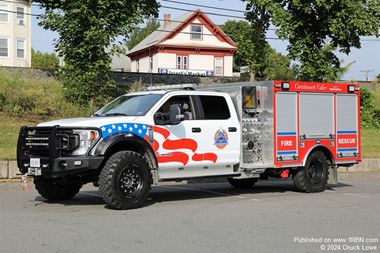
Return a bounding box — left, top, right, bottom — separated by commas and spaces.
0, 0, 31, 67
127, 10, 237, 77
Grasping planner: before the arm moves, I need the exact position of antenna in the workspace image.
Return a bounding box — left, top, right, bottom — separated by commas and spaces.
361, 69, 374, 81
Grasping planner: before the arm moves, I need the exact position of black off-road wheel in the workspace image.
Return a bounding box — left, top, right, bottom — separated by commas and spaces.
34, 177, 82, 201
98, 151, 151, 210
293, 150, 329, 193
227, 178, 258, 188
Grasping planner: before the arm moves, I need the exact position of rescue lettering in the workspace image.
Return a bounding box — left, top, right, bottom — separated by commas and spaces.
338, 138, 356, 144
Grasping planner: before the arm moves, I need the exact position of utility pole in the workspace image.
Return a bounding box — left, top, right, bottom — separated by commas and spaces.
361, 69, 374, 81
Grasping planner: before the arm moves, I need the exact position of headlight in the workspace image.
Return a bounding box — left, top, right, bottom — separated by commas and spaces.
72, 129, 100, 155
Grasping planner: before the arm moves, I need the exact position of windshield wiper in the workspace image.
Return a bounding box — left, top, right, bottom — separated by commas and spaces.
104, 113, 129, 117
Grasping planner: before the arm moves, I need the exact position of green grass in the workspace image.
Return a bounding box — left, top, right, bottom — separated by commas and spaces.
0, 113, 40, 160
361, 128, 380, 158
1, 112, 379, 160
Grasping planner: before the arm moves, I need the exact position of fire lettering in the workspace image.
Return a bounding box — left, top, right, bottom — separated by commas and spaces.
281, 140, 292, 147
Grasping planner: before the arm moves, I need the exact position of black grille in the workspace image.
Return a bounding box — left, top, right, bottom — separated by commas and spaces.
24, 129, 52, 156
18, 127, 80, 159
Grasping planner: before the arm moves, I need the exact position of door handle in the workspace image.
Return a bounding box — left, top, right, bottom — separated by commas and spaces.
228, 127, 237, 132
192, 127, 201, 133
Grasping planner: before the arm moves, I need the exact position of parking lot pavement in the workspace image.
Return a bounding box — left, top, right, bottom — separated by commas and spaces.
0, 173, 379, 253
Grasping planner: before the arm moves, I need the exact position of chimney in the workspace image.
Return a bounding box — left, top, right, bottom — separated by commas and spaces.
164, 14, 171, 29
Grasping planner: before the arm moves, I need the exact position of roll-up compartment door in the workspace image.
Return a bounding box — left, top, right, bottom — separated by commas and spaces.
300, 93, 334, 139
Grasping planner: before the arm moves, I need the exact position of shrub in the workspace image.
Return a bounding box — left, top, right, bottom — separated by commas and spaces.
360, 86, 380, 129
0, 68, 88, 119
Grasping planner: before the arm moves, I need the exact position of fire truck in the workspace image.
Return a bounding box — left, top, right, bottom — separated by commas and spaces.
17, 80, 361, 209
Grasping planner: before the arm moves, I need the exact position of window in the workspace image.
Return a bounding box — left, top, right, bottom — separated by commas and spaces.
0, 4, 9, 23
215, 57, 223, 76
0, 38, 8, 57
199, 96, 230, 120
176, 55, 188, 69
183, 56, 188, 69
96, 94, 164, 116
155, 95, 193, 124
16, 7, 25, 25
16, 39, 25, 59
190, 25, 202, 40
150, 57, 153, 72
177, 56, 181, 69
136, 60, 139, 72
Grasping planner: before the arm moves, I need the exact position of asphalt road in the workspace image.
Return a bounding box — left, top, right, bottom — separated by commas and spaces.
0, 174, 379, 253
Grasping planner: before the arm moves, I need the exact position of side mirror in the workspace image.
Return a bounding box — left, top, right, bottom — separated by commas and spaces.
169, 104, 184, 124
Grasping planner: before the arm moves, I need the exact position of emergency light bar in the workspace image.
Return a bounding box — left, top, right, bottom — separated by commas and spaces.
146, 84, 196, 91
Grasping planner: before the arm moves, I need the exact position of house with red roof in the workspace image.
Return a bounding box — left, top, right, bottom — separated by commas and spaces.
127, 9, 237, 77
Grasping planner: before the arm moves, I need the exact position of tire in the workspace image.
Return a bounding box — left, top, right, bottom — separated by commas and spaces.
98, 151, 151, 210
293, 150, 329, 193
227, 178, 258, 188
34, 177, 82, 201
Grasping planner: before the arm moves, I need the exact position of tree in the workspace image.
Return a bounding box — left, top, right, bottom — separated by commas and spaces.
126, 19, 160, 50
31, 48, 59, 69
263, 49, 297, 80
242, 3, 272, 81
34, 0, 160, 106
244, 0, 380, 81
220, 20, 253, 72
220, 20, 295, 80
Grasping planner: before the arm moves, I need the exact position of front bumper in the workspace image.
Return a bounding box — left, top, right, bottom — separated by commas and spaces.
19, 156, 104, 177
17, 126, 104, 177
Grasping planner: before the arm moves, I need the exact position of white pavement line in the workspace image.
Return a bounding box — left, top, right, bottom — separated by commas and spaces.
160, 185, 260, 201
342, 193, 370, 198
342, 181, 380, 186
78, 192, 102, 198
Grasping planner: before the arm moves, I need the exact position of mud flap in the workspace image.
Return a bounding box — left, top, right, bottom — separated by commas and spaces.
328, 165, 338, 185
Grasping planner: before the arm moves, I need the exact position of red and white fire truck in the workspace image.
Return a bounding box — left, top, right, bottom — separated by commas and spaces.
17, 80, 361, 209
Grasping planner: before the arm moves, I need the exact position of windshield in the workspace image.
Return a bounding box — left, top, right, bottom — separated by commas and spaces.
95, 94, 163, 116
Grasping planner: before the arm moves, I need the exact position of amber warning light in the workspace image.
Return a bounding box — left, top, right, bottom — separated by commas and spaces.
282, 82, 290, 90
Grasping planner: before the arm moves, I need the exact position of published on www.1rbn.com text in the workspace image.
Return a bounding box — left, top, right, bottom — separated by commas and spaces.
294, 236, 379, 251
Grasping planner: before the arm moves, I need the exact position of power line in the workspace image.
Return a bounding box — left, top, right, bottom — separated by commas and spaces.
161, 0, 246, 14
0, 3, 379, 43
0, 0, 40, 7
160, 5, 245, 19
145, 17, 277, 30
133, 26, 282, 41
0, 8, 39, 16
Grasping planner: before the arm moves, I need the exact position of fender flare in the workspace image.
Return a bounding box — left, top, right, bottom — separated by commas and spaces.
93, 133, 158, 169
302, 144, 335, 166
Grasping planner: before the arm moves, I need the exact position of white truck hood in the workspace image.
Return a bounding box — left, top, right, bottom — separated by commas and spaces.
38, 116, 150, 139
38, 116, 139, 128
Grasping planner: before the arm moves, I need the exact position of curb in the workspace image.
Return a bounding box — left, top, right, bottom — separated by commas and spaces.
1, 159, 379, 180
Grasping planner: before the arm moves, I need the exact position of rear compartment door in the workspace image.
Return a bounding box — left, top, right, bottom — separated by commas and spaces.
275, 92, 298, 162
336, 94, 360, 158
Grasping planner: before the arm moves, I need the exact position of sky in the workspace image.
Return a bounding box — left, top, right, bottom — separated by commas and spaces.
31, 0, 380, 81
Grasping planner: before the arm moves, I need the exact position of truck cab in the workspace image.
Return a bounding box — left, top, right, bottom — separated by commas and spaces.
17, 85, 241, 209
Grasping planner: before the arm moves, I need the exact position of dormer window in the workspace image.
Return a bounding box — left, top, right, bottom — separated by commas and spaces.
190, 24, 202, 40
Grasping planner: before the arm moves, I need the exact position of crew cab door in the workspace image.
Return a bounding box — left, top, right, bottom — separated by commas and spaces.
153, 93, 240, 180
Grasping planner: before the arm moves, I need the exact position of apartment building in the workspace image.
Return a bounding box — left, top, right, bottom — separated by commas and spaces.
0, 0, 31, 67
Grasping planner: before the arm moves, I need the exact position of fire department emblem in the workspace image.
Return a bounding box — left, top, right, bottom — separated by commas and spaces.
214, 128, 228, 149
